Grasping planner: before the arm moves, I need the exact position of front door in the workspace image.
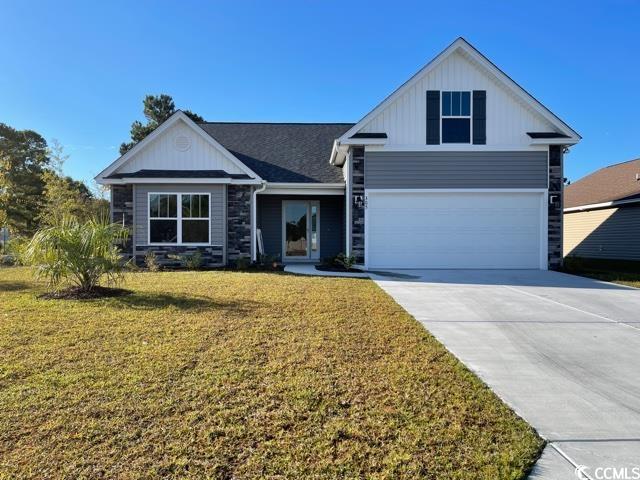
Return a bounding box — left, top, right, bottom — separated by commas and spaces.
283, 200, 320, 261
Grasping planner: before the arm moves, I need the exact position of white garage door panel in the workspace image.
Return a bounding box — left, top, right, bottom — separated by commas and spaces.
367, 192, 544, 269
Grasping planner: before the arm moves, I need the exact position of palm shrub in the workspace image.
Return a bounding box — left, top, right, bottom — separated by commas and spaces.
22, 215, 129, 292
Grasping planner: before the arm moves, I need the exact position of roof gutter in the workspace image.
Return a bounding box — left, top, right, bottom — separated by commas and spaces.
330, 138, 388, 166
266, 182, 344, 189
530, 138, 580, 146
330, 140, 345, 166
564, 196, 640, 213
96, 178, 263, 185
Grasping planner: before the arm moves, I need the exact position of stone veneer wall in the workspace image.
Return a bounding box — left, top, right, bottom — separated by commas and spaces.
548, 145, 564, 270
227, 185, 252, 263
111, 184, 133, 256
134, 245, 224, 268
112, 184, 253, 268
350, 147, 365, 264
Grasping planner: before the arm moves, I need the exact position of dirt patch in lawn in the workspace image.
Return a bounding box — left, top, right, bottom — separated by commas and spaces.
38, 285, 132, 300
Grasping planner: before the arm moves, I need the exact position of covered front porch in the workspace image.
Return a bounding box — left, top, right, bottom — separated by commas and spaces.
256, 191, 345, 264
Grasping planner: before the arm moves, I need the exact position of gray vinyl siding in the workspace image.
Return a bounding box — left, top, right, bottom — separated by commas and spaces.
564, 204, 640, 261
365, 151, 548, 189
134, 184, 225, 247
257, 195, 344, 260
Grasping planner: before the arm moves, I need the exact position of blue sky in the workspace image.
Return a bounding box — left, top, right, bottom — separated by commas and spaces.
1, 0, 638, 187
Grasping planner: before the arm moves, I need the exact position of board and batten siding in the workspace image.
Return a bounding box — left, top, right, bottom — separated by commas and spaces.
134, 184, 225, 247
356, 50, 553, 147
118, 120, 247, 175
564, 205, 640, 261
365, 151, 548, 189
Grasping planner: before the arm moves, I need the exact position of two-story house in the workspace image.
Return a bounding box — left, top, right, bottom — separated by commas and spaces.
96, 38, 580, 270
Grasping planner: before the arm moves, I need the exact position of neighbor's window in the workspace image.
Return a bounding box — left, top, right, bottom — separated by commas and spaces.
442, 91, 471, 143
149, 193, 210, 244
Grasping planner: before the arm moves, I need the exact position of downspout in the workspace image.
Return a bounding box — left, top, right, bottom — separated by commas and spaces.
345, 149, 352, 256
131, 184, 136, 263
251, 180, 267, 262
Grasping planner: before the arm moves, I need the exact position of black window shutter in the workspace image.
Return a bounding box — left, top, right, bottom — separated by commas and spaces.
426, 90, 440, 145
472, 90, 486, 145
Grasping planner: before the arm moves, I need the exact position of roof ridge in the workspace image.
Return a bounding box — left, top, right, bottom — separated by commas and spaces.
569, 157, 640, 186
601, 157, 640, 169
198, 121, 355, 125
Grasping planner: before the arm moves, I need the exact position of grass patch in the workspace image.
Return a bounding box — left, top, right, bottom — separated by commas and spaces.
563, 257, 640, 288
0, 267, 542, 478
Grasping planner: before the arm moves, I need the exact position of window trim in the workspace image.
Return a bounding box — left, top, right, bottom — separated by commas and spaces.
441, 90, 473, 144
147, 192, 211, 246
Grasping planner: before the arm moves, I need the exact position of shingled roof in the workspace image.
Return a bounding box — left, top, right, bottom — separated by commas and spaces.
198, 122, 354, 183
565, 158, 640, 209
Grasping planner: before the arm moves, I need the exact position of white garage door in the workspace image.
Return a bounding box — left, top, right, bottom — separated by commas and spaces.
366, 191, 545, 269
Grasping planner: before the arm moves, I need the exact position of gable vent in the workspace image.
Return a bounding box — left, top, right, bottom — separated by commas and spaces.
174, 135, 191, 152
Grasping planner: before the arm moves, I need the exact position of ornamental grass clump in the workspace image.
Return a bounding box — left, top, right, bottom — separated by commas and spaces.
22, 215, 129, 294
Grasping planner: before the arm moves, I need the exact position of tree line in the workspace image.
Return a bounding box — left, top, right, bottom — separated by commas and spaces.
0, 124, 107, 237
1, 93, 202, 238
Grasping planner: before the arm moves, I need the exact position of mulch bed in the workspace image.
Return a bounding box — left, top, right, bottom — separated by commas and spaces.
315, 264, 363, 274
38, 286, 132, 300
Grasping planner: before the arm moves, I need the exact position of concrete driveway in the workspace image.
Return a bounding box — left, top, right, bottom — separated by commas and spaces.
371, 270, 640, 479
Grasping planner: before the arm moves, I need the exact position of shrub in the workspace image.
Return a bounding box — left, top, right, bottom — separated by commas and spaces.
183, 251, 203, 270
0, 254, 15, 266
144, 251, 162, 272
320, 256, 334, 267
235, 255, 251, 270
562, 255, 583, 272
21, 216, 130, 293
3, 237, 29, 266
334, 253, 356, 271
259, 253, 280, 269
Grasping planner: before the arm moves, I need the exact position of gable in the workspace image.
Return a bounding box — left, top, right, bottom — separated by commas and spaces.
114, 119, 248, 175
95, 111, 260, 183
340, 38, 579, 150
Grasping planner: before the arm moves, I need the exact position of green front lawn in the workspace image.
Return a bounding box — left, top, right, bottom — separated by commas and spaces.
0, 267, 542, 478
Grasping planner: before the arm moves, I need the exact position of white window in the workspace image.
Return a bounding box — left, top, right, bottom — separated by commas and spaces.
442, 91, 471, 143
148, 193, 210, 245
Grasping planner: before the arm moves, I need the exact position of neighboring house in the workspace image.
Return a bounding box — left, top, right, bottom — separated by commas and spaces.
95, 38, 580, 270
564, 158, 640, 261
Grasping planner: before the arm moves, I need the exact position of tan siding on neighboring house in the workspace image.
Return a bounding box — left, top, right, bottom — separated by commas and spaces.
564, 205, 640, 260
